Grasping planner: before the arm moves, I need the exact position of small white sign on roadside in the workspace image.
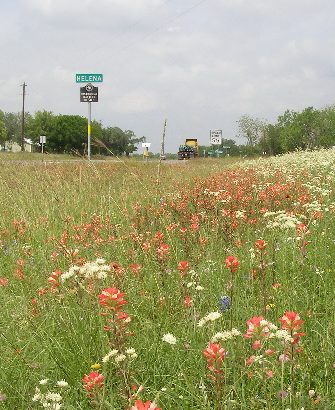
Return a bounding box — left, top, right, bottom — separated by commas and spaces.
210, 130, 222, 145
142, 142, 151, 148
40, 135, 46, 144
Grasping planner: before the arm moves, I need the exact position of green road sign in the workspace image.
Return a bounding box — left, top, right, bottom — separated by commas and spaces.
76, 73, 103, 83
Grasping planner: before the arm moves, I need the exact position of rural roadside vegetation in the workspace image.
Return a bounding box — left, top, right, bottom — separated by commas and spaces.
1, 149, 335, 409
2, 104, 335, 157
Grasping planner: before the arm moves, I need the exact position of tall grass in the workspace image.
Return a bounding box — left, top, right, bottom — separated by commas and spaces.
0, 152, 334, 409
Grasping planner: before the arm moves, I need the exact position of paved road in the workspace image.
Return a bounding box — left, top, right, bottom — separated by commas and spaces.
0, 158, 187, 165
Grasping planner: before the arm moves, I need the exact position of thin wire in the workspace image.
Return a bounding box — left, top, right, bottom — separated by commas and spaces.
84, 0, 174, 60
95, 0, 210, 59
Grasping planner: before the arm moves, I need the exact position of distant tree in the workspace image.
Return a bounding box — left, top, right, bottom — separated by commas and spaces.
47, 115, 87, 154
259, 124, 282, 155
238, 144, 262, 157
124, 130, 145, 156
237, 115, 267, 146
278, 107, 320, 151
0, 119, 6, 149
101, 127, 144, 156
3, 112, 21, 142
299, 107, 320, 149
220, 138, 240, 156
26, 110, 56, 144
315, 106, 335, 147
90, 120, 104, 155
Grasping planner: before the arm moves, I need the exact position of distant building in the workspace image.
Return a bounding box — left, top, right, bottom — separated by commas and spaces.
3, 139, 34, 153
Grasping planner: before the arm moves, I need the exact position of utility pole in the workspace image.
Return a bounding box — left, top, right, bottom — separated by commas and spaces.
161, 118, 167, 159
157, 118, 167, 184
21, 82, 27, 151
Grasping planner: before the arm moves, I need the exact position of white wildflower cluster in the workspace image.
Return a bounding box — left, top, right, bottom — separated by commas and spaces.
303, 182, 331, 198
198, 311, 222, 328
187, 281, 204, 291
211, 328, 241, 342
302, 200, 327, 214
102, 348, 138, 364
203, 189, 231, 204
235, 210, 246, 219
252, 355, 264, 364
32, 379, 68, 409
264, 211, 302, 230
203, 189, 220, 197
60, 258, 111, 282
269, 329, 294, 344
162, 333, 177, 345
186, 270, 204, 291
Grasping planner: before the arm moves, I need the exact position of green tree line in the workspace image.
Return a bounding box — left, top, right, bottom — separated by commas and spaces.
236, 105, 335, 155
0, 109, 144, 156
200, 105, 335, 157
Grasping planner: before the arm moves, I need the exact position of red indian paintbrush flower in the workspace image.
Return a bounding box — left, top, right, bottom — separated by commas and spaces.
280, 311, 304, 331
280, 311, 305, 344
178, 260, 190, 276
156, 243, 170, 259
128, 400, 161, 410
129, 263, 142, 275
203, 343, 226, 372
255, 239, 267, 250
183, 296, 192, 308
244, 316, 271, 339
82, 371, 105, 393
98, 287, 127, 311
224, 255, 240, 273
296, 223, 309, 235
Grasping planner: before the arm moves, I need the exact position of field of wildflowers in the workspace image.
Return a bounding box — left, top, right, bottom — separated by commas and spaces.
0, 151, 335, 409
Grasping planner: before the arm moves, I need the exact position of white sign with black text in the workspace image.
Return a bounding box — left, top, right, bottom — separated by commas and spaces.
210, 130, 222, 145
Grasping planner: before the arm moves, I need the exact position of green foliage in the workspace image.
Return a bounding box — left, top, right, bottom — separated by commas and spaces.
260, 124, 282, 156
239, 105, 335, 155
0, 119, 7, 147
26, 110, 56, 144
0, 108, 142, 156
3, 112, 21, 142
100, 127, 144, 156
278, 107, 319, 151
47, 114, 87, 154
237, 114, 267, 146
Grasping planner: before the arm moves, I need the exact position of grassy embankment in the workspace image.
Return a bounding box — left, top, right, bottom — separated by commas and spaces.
0, 152, 334, 409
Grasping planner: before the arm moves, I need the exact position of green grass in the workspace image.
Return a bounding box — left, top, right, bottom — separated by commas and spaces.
0, 151, 335, 409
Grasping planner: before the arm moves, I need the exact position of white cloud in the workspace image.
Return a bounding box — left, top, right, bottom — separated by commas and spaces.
113, 89, 158, 113
22, 0, 168, 27
2, 0, 335, 152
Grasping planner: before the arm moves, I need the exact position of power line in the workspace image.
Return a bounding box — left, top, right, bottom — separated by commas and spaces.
101, 0, 210, 58
87, 0, 174, 60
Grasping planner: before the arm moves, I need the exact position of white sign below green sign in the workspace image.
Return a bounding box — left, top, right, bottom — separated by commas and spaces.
76, 73, 103, 83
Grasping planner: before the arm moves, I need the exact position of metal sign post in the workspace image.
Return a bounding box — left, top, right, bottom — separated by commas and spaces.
79, 82, 99, 160
88, 102, 91, 160
39, 135, 46, 154
76, 74, 102, 160
210, 129, 223, 158
39, 135, 46, 161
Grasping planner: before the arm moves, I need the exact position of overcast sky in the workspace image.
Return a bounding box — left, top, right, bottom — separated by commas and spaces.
1, 0, 335, 153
